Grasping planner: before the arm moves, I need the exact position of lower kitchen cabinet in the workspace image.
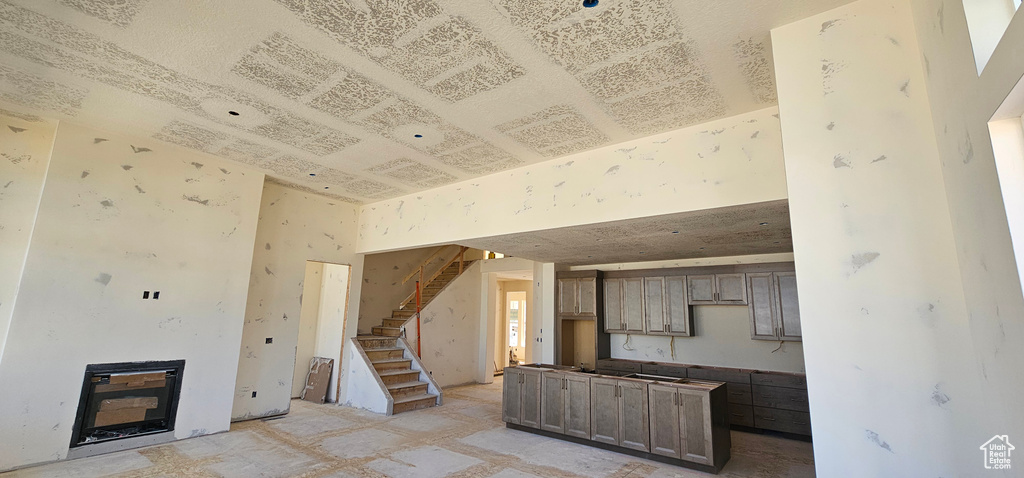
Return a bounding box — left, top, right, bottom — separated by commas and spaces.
540, 371, 592, 439
649, 383, 730, 467
502, 367, 542, 428
753, 406, 812, 435
590, 377, 650, 452
590, 377, 620, 445
649, 384, 682, 458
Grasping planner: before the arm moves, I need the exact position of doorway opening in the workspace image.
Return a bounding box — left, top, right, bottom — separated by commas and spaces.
493, 273, 534, 376
293, 261, 352, 403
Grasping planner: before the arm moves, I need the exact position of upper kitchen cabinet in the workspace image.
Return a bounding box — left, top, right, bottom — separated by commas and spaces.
746, 272, 802, 341
645, 276, 693, 337
557, 271, 599, 319
687, 274, 748, 305
604, 278, 625, 333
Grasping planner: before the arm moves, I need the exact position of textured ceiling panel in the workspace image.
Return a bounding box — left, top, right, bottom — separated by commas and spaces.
460, 200, 793, 266
0, 0, 850, 202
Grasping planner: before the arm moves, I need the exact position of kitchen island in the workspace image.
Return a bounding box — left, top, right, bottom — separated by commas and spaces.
503, 364, 730, 474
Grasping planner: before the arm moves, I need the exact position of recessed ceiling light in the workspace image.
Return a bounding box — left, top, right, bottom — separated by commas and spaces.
671, 231, 679, 234
228, 110, 240, 116
583, 0, 598, 7
324, 187, 329, 189
639, 251, 646, 254
699, 247, 706, 250
309, 173, 316, 177
759, 222, 769, 226
414, 134, 423, 138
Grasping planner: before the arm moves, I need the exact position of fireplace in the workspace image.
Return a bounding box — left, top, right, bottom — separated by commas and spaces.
70, 360, 185, 447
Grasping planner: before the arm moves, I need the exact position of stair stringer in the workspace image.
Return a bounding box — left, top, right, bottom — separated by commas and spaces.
396, 336, 443, 406
343, 338, 394, 415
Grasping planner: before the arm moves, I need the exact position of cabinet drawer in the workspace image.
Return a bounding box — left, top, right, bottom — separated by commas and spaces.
641, 363, 688, 378
727, 404, 755, 427
752, 385, 809, 412
596, 359, 642, 374
687, 367, 751, 384
750, 372, 807, 389
724, 383, 752, 405
753, 407, 812, 435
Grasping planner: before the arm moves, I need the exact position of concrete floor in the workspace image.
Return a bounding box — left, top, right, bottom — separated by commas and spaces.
3, 378, 815, 477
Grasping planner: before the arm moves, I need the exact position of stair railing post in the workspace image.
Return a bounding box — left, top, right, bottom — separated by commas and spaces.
415, 279, 422, 357
458, 247, 465, 274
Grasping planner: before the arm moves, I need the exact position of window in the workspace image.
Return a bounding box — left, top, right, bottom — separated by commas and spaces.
963, 0, 1022, 74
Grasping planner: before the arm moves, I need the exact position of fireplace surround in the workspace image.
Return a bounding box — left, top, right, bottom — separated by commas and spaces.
70, 360, 185, 448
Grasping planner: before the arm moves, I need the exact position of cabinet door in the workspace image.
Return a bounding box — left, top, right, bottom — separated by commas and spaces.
590, 377, 619, 445
687, 275, 716, 305
578, 277, 597, 317
622, 278, 646, 333
540, 372, 565, 433
716, 273, 748, 304
679, 388, 713, 465
665, 276, 692, 336
746, 273, 778, 340
774, 272, 802, 341
643, 277, 667, 334
521, 368, 543, 429
648, 384, 681, 458
502, 368, 522, 424
618, 381, 651, 452
603, 279, 624, 333
558, 278, 578, 316
564, 375, 592, 439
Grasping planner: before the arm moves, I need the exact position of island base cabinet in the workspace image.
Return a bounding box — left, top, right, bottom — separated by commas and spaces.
590, 377, 619, 445
564, 375, 592, 439
540, 372, 566, 434
679, 389, 713, 466
503, 367, 542, 429
649, 384, 682, 458
618, 381, 651, 453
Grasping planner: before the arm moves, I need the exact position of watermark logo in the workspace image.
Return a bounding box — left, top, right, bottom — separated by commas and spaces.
981, 435, 1014, 470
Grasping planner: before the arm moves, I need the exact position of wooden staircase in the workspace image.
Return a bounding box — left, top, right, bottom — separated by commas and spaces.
370, 248, 476, 338
356, 336, 439, 414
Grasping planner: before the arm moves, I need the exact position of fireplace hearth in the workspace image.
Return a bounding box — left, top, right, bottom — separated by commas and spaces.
70, 360, 185, 447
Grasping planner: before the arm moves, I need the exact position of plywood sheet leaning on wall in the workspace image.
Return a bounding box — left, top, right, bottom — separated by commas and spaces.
301, 357, 333, 404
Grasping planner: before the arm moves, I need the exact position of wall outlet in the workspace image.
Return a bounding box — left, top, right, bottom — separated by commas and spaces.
265, 337, 273, 344
251, 391, 257, 398
153, 291, 160, 300
142, 291, 149, 299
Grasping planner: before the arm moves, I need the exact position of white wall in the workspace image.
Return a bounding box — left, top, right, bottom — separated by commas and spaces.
416, 262, 483, 388
910, 0, 1024, 455
0, 114, 55, 365
773, 1, 985, 475
232, 181, 364, 420
314, 263, 351, 403
610, 306, 804, 373
292, 261, 323, 398
0, 120, 264, 472
533, 262, 556, 364
357, 107, 787, 253
357, 246, 452, 334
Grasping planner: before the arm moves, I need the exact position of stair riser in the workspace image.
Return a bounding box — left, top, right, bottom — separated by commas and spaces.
380, 372, 420, 385
390, 384, 428, 398
373, 360, 413, 372
392, 311, 415, 319
358, 338, 397, 349
382, 319, 406, 328
365, 349, 404, 361
393, 396, 437, 414
372, 327, 402, 337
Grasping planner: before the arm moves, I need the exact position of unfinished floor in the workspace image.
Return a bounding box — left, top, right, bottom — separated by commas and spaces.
3, 379, 814, 477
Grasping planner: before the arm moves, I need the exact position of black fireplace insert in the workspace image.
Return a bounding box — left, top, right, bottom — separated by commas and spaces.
70, 360, 185, 447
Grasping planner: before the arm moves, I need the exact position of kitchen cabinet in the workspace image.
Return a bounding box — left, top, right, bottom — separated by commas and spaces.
502, 367, 542, 428
589, 377, 649, 452
540, 371, 592, 439
746, 272, 802, 341
603, 279, 624, 333
622, 277, 645, 333
644, 276, 693, 336
558, 276, 597, 319
649, 384, 682, 458
643, 277, 666, 334
688, 274, 748, 305
678, 387, 715, 465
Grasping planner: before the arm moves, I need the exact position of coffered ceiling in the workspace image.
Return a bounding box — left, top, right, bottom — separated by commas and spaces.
0, 0, 849, 203
460, 200, 792, 266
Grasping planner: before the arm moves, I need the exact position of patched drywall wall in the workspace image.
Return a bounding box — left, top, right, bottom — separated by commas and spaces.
233, 181, 364, 421
0, 113, 55, 365
910, 0, 1024, 458
358, 107, 788, 253
417, 262, 483, 388
773, 1, 985, 475
610, 306, 804, 373
0, 120, 264, 472
293, 261, 323, 398
358, 246, 449, 334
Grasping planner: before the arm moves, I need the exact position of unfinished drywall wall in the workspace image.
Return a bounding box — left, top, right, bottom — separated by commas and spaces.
0, 112, 55, 366
0, 120, 264, 472
910, 0, 1024, 456
314, 263, 351, 403
357, 107, 787, 253
233, 181, 364, 421
293, 262, 324, 398
611, 306, 804, 372
417, 262, 483, 388
773, 1, 985, 475
357, 246, 449, 334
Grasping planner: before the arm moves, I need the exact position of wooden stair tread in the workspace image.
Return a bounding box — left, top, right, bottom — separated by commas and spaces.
372, 357, 412, 365
364, 346, 403, 353
386, 380, 428, 390
393, 393, 437, 404
378, 369, 419, 376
